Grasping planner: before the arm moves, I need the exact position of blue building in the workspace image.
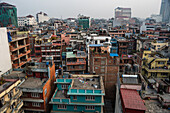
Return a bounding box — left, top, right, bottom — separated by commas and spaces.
110, 38, 119, 57
50, 74, 105, 113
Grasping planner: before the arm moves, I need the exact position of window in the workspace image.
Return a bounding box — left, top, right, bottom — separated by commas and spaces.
158, 61, 164, 64
95, 58, 98, 61
58, 105, 67, 109
85, 106, 95, 110
101, 68, 105, 72
32, 102, 40, 107
31, 93, 40, 97
95, 67, 98, 69
62, 84, 69, 89
74, 105, 77, 110
73, 96, 77, 100
44, 88, 47, 95
86, 96, 95, 101
24, 102, 28, 106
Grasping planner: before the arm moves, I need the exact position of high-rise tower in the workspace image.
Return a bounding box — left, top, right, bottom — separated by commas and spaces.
160, 0, 170, 23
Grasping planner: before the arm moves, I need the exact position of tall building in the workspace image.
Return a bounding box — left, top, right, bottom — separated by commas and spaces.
0, 2, 18, 27
160, 0, 170, 23
9, 31, 31, 69
0, 28, 12, 76
19, 61, 56, 113
115, 7, 131, 21
78, 15, 90, 29
36, 12, 49, 23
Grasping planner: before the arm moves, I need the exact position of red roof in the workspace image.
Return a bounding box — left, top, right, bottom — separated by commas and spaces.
120, 88, 146, 111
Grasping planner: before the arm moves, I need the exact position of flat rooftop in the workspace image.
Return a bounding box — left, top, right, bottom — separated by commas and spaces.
72, 76, 100, 89
2, 71, 26, 79
55, 90, 66, 99
19, 77, 47, 89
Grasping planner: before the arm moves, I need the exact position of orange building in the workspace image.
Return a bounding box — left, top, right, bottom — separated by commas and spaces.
19, 61, 56, 112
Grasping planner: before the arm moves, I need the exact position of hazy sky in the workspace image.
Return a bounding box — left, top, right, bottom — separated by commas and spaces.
1, 0, 162, 19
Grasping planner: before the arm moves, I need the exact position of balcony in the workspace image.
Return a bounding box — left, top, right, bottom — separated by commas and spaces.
67, 61, 86, 65
67, 67, 86, 71
12, 63, 19, 68
143, 65, 170, 73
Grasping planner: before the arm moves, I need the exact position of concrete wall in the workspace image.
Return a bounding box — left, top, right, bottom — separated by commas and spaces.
0, 28, 12, 76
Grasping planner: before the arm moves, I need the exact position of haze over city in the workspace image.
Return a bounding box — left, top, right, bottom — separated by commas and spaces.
1, 0, 161, 18
0, 0, 170, 113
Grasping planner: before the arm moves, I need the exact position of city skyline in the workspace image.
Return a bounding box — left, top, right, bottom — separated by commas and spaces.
1, 0, 161, 19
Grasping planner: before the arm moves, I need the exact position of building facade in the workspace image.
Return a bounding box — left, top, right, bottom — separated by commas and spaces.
0, 2, 18, 27
78, 15, 90, 29
9, 32, 31, 69
19, 61, 56, 113
160, 0, 170, 23
115, 7, 131, 21
50, 74, 105, 113
36, 12, 49, 23
0, 28, 12, 76
142, 51, 170, 79
66, 51, 86, 74
0, 79, 23, 113
18, 15, 37, 27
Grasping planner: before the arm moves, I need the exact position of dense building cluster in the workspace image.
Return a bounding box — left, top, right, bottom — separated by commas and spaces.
0, 1, 170, 113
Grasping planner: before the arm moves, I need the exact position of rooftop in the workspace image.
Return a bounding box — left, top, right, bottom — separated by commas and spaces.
120, 88, 146, 111
72, 77, 100, 89
2, 71, 26, 79
19, 77, 47, 89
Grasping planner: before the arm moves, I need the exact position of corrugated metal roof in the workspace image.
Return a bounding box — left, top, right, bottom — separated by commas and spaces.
120, 88, 146, 111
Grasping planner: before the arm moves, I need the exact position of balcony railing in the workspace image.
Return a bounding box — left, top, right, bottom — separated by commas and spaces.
67, 61, 86, 65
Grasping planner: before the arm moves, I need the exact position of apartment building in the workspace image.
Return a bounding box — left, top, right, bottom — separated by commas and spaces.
0, 79, 23, 113
9, 32, 31, 69
34, 35, 62, 68
115, 7, 131, 21
109, 30, 126, 38
36, 12, 49, 23
117, 37, 128, 55
89, 45, 119, 99
151, 40, 168, 51
78, 15, 90, 29
19, 61, 56, 113
66, 50, 86, 74
18, 15, 37, 27
142, 51, 170, 79
50, 74, 105, 113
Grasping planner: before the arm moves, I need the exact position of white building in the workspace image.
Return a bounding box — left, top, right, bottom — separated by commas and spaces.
86, 34, 112, 71
36, 12, 49, 23
140, 22, 155, 33
18, 15, 37, 27
0, 28, 12, 76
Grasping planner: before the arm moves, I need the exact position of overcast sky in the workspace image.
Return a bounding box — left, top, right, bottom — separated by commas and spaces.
1, 0, 162, 19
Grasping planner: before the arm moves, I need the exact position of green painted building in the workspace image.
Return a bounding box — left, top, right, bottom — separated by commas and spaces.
78, 16, 90, 29
50, 74, 105, 113
0, 2, 18, 27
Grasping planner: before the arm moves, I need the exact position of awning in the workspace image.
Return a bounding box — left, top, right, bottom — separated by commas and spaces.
110, 53, 118, 57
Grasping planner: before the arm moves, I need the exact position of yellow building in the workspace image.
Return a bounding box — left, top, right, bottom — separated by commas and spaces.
0, 78, 23, 113
142, 50, 170, 78
151, 40, 168, 51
